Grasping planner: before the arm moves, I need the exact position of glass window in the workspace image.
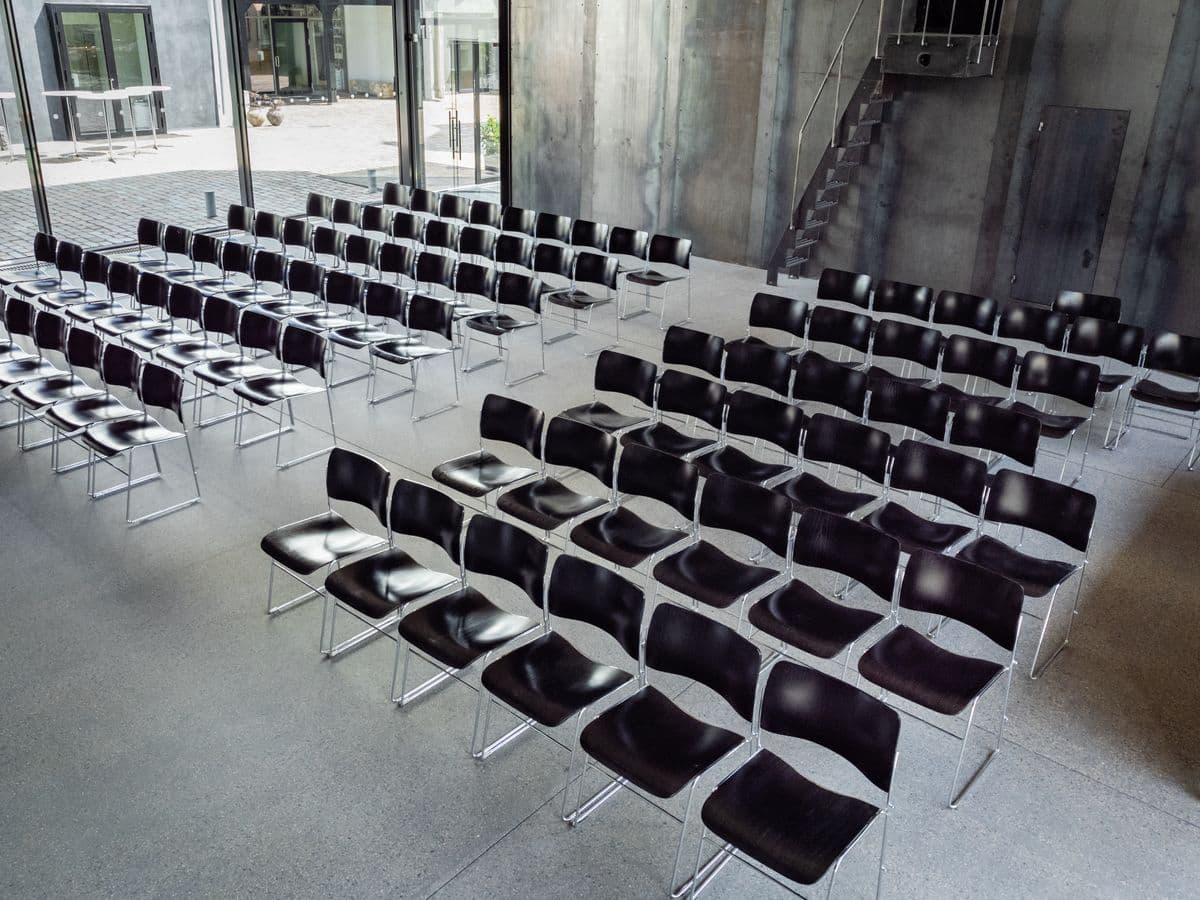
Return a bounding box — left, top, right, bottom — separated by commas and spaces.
0, 21, 41, 262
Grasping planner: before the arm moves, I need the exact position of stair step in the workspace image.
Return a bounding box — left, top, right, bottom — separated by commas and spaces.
784, 255, 809, 269
825, 178, 850, 189
857, 117, 882, 126
794, 238, 819, 250
847, 138, 872, 148
814, 197, 839, 210
801, 219, 826, 232
835, 158, 861, 171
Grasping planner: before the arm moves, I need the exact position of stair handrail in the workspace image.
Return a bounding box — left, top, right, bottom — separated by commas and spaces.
892, 0, 1005, 63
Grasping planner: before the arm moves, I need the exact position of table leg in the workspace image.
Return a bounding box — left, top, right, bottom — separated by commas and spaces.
67, 97, 80, 158
125, 96, 139, 156
0, 100, 13, 163
146, 96, 159, 149
101, 101, 114, 162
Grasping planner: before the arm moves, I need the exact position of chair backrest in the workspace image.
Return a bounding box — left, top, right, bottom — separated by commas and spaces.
227, 203, 254, 233
807, 306, 873, 355
535, 212, 572, 245
570, 219, 611, 252
322, 269, 365, 310
900, 550, 1024, 651
409, 189, 438, 216
480, 393, 545, 458
458, 225, 498, 260
415, 251, 456, 291
542, 416, 617, 487
33, 231, 57, 267
593, 349, 657, 406
746, 293, 808, 342
889, 439, 987, 514
64, 327, 103, 373
547, 555, 644, 661
496, 272, 543, 313
655, 369, 727, 429
252, 249, 288, 286
161, 224, 192, 257
792, 351, 868, 417
2, 296, 36, 337
326, 447, 390, 527
100, 342, 140, 390
361, 281, 407, 321
361, 205, 393, 236
998, 303, 1069, 351
382, 182, 411, 209
723, 342, 793, 396
500, 205, 537, 237
793, 508, 900, 603
760, 660, 901, 793
106, 259, 140, 298
1016, 351, 1100, 408
191, 233, 222, 267
984, 468, 1096, 552
287, 258, 326, 297
644, 603, 761, 721
254, 210, 284, 242
803, 413, 891, 484
940, 334, 1017, 387
331, 198, 362, 229
391, 211, 426, 244
872, 279, 933, 321
615, 442, 699, 521
469, 199, 502, 230
572, 251, 619, 291
1065, 317, 1145, 367
388, 479, 464, 564
282, 217, 313, 251
201, 295, 243, 340
933, 290, 998, 335
948, 399, 1040, 468
462, 514, 548, 605
137, 271, 171, 311
33, 310, 68, 354
533, 242, 574, 281
647, 234, 691, 270
699, 474, 793, 559
55, 240, 83, 275
870, 319, 942, 370
867, 378, 950, 441
724, 389, 805, 454
343, 234, 380, 271
424, 219, 461, 254
816, 267, 872, 310
495, 233, 534, 269
237, 308, 283, 354
406, 293, 455, 342
80, 251, 109, 286
607, 226, 650, 263
438, 193, 471, 223
379, 242, 416, 282
306, 192, 333, 219
278, 325, 328, 377
662, 325, 725, 378
166, 282, 205, 325
137, 217, 162, 248
311, 226, 347, 260
1143, 331, 1200, 379
1054, 290, 1121, 323
137, 362, 186, 424
220, 239, 253, 276
454, 260, 497, 303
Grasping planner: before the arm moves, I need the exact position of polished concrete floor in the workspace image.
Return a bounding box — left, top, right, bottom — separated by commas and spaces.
1, 258, 1198, 899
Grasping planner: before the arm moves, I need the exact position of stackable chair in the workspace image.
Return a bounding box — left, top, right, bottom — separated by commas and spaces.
934, 334, 1018, 412
438, 193, 471, 225
1054, 290, 1121, 324
0, 303, 67, 422
462, 272, 546, 386
342, 234, 381, 278
569, 218, 611, 254
44, 252, 109, 315
932, 290, 999, 336
12, 238, 81, 304
457, 226, 498, 266
620, 369, 726, 459
866, 319, 942, 386
469, 199, 503, 231
621, 233, 693, 328
379, 242, 416, 288
226, 203, 255, 243
9, 322, 102, 452
816, 267, 872, 311
472, 555, 643, 783
321, 479, 465, 661
117, 273, 191, 352
567, 602, 761, 899
252, 211, 285, 252
773, 414, 890, 517
409, 188, 439, 219
392, 514, 547, 706
330, 198, 363, 234
281, 217, 315, 259
390, 211, 426, 250
180, 233, 225, 286
367, 293, 461, 421
300, 191, 334, 225
433, 394, 545, 504
997, 303, 1069, 355
956, 468, 1096, 679
325, 280, 409, 366
65, 257, 137, 324
43, 343, 141, 474
255, 258, 326, 318
134, 217, 165, 267
681, 661, 899, 900
1007, 351, 1100, 483
872, 278, 933, 322
381, 182, 412, 212
499, 206, 537, 239
224, 249, 289, 306
791, 350, 868, 420
2, 231, 57, 295
570, 442, 697, 573
559, 349, 656, 434
807, 306, 873, 368
606, 225, 649, 277
493, 233, 534, 273
749, 509, 900, 677
423, 220, 461, 261
1112, 331, 1200, 467
723, 342, 793, 399
155, 292, 241, 372
535, 212, 572, 246
413, 251, 456, 300
1064, 318, 1145, 442
857, 550, 1024, 807
726, 293, 808, 354
191, 307, 282, 427
311, 226, 347, 270
948, 398, 1041, 474
543, 251, 622, 354
361, 204, 393, 243
451, 261, 498, 323
693, 390, 804, 486
259, 448, 390, 617
663, 325, 725, 379
867, 377, 951, 442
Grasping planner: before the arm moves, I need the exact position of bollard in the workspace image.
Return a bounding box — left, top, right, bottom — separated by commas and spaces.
367, 168, 378, 193
204, 190, 217, 219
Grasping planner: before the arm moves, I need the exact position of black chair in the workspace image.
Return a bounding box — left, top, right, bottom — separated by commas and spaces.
948, 398, 1041, 472
393, 514, 546, 706
321, 479, 465, 660
570, 218, 611, 252
663, 324, 725, 379
367, 293, 461, 421
998, 303, 1069, 353
934, 334, 1018, 411
191, 307, 282, 427
64, 256, 132, 324
390, 210, 427, 248
496, 416, 616, 533
867, 377, 951, 442
281, 217, 314, 260
499, 205, 537, 237
226, 203, 255, 243
864, 439, 987, 556
621, 369, 726, 459
303, 191, 334, 224
438, 193, 471, 224
423, 219, 461, 260
451, 260, 498, 322
531, 242, 575, 298
621, 233, 692, 328
184, 233, 225, 286
379, 242, 416, 287
10, 233, 66, 299
409, 188, 439, 218
571, 442, 697, 571
311, 226, 348, 270
342, 234, 381, 278
726, 293, 807, 354
331, 198, 363, 233
231, 249, 289, 305
567, 602, 760, 898
535, 212, 572, 246
0, 302, 66, 399
723, 342, 792, 398
559, 349, 656, 433
381, 182, 412, 210
9, 324, 102, 451
253, 211, 285, 252
472, 555, 643, 779
457, 225, 498, 264
807, 306, 873, 367
857, 550, 1023, 807
289, 269, 360, 332
1054, 290, 1121, 324
791, 351, 868, 419
606, 225, 649, 275
956, 468, 1096, 679
873, 278, 932, 322
469, 199, 502, 231
360, 204, 393, 241
259, 447, 389, 616
816, 267, 872, 311
653, 474, 792, 619
134, 217, 165, 267
1113, 331, 1200, 468
684, 661, 899, 900
413, 251, 456, 299
150, 284, 237, 370
463, 271, 546, 386
121, 274, 193, 352
32, 241, 88, 307
43, 342, 142, 474
543, 251, 621, 353
80, 362, 202, 526
774, 413, 890, 517
494, 233, 535, 272
1008, 351, 1100, 483
932, 290, 999, 336
255, 257, 325, 318
210, 239, 256, 295
866, 318, 942, 386
325, 281, 408, 358
750, 509, 899, 676
1065, 316, 1146, 447
433, 394, 545, 501
694, 390, 803, 485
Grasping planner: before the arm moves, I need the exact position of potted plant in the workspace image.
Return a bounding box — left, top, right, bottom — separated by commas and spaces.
481, 115, 500, 173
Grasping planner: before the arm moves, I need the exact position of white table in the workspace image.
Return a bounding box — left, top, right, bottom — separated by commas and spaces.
43, 85, 171, 161
42, 89, 85, 158
123, 85, 171, 150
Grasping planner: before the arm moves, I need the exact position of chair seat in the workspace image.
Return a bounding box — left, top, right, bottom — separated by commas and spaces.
156, 340, 237, 369
370, 340, 451, 365
326, 547, 458, 619
0, 341, 32, 363
0, 356, 63, 388
467, 313, 538, 336
94, 312, 162, 337
1097, 372, 1131, 394
260, 510, 385, 576
957, 534, 1076, 598
251, 300, 320, 319
11, 375, 102, 410
81, 413, 183, 457
725, 336, 795, 355
1008, 402, 1086, 440
291, 312, 356, 331
748, 580, 884, 659
863, 501, 973, 555
625, 270, 686, 288
694, 445, 791, 484
124, 325, 192, 352
482, 632, 633, 727
570, 506, 690, 568
496, 477, 608, 531
701, 749, 879, 887
65, 301, 130, 323
934, 382, 1007, 411
37, 287, 93, 308
11, 276, 62, 296
867, 364, 931, 387
1130, 377, 1200, 412
621, 422, 716, 458
774, 472, 876, 516
653, 540, 779, 610
580, 686, 742, 799
397, 586, 535, 670
233, 373, 324, 406
559, 400, 648, 433
544, 288, 612, 311
44, 394, 140, 433
193, 356, 278, 387
432, 450, 536, 498
858, 625, 1004, 716
328, 323, 398, 350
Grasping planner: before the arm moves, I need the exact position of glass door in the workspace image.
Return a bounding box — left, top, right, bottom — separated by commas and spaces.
108, 12, 156, 130
271, 18, 313, 94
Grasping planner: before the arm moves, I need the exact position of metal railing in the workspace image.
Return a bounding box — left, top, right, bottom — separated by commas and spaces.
891, 0, 1006, 62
